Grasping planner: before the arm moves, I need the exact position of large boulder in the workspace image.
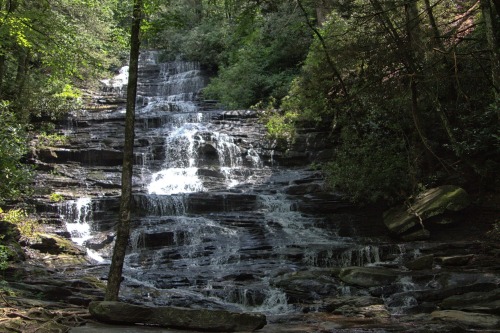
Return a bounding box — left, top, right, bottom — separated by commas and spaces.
29, 233, 86, 255
383, 185, 470, 239
272, 270, 339, 303
89, 301, 267, 332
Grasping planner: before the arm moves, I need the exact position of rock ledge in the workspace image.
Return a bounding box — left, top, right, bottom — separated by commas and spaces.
89, 301, 267, 332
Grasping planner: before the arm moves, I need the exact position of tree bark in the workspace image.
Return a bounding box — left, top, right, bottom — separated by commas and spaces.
14, 48, 29, 100
104, 0, 143, 301
492, 0, 500, 17
296, 0, 349, 98
0, 54, 5, 99
480, 0, 500, 115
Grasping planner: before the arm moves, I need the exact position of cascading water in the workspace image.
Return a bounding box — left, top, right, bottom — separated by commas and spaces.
60, 197, 93, 246
59, 198, 106, 263
63, 50, 402, 315
34, 49, 499, 333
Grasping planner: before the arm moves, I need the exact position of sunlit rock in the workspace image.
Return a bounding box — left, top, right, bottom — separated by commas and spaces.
383, 185, 470, 239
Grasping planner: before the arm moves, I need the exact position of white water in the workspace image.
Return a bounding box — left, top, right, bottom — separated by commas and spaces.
61, 197, 92, 246
66, 52, 374, 313
100, 65, 129, 91
148, 167, 204, 195
59, 197, 106, 263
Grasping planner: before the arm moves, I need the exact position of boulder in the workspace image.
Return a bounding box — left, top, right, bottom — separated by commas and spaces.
89, 301, 267, 332
383, 185, 470, 238
431, 310, 500, 329
272, 270, 338, 303
338, 267, 398, 287
29, 233, 86, 255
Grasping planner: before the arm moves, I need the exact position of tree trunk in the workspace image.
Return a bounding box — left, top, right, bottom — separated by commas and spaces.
315, 0, 332, 26
104, 0, 143, 301
0, 54, 5, 99
480, 0, 500, 118
14, 48, 29, 100
297, 0, 349, 98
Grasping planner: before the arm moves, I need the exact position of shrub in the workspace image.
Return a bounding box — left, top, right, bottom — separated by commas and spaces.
0, 208, 40, 239
49, 193, 64, 202
0, 105, 33, 204
324, 126, 414, 204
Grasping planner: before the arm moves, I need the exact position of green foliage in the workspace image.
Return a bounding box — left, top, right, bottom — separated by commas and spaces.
324, 125, 413, 204
254, 98, 298, 143
200, 1, 312, 108
269, 0, 500, 203
37, 132, 68, 148
0, 0, 126, 119
0, 106, 33, 204
49, 193, 64, 203
18, 77, 83, 122
0, 208, 40, 239
0, 241, 9, 271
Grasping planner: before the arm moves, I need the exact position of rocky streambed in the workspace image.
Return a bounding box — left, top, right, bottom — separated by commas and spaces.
1, 216, 499, 332
1, 52, 499, 332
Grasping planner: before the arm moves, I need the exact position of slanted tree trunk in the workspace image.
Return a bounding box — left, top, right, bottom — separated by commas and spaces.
104, 0, 143, 301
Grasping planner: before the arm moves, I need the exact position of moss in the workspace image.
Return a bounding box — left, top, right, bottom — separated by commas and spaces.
81, 275, 107, 290
32, 233, 85, 256
414, 185, 470, 219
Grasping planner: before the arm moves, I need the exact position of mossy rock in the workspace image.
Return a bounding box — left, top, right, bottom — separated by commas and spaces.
29, 233, 85, 255
383, 185, 470, 237
0, 221, 25, 262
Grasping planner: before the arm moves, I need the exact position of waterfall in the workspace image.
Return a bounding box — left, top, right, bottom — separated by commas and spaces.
64, 50, 372, 313
59, 197, 93, 246
59, 198, 106, 263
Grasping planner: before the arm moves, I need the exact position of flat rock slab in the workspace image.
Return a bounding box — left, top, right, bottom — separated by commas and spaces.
89, 301, 266, 332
